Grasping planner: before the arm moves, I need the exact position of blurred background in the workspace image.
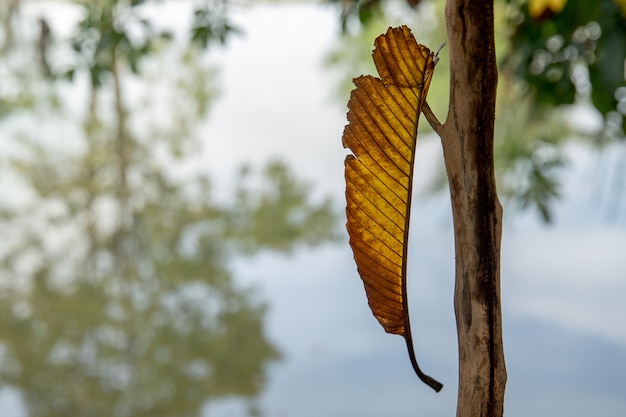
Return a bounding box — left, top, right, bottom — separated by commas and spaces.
0, 0, 624, 416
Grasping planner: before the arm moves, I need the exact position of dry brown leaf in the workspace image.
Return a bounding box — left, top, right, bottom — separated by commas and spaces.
342, 25, 442, 392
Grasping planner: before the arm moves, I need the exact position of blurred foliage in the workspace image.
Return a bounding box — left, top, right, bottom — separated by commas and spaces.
228, 161, 338, 255
0, 1, 338, 416
327, 0, 626, 221
503, 0, 626, 138
325, 0, 446, 106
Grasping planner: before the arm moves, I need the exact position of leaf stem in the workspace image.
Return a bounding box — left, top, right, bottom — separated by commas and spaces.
404, 333, 443, 392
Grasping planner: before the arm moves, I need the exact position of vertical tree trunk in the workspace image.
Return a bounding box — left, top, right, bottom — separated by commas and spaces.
441, 1, 507, 416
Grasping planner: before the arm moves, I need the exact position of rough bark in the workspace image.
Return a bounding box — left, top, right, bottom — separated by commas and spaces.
441, 1, 507, 416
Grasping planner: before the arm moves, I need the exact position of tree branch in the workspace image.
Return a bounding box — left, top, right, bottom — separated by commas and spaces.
440, 1, 507, 416
422, 101, 443, 137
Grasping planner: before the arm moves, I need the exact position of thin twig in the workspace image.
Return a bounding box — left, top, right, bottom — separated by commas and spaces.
422, 101, 443, 136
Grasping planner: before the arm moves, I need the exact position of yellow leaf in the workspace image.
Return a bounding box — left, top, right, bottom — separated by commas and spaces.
342, 25, 442, 392
528, 0, 568, 19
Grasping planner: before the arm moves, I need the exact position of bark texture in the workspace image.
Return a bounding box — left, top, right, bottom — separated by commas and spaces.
441, 1, 507, 416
